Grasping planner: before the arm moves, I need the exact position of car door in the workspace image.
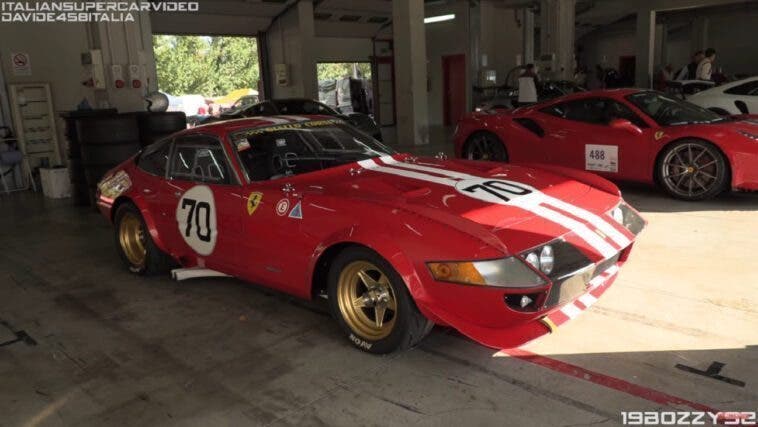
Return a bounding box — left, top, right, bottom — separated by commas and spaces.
229, 126, 325, 295
535, 97, 652, 181
161, 134, 246, 273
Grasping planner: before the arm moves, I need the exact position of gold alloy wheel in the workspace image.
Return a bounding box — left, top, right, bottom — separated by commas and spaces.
336, 261, 398, 340
119, 212, 147, 268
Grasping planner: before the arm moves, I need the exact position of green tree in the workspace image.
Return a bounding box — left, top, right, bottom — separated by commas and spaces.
153, 35, 260, 97
317, 62, 372, 81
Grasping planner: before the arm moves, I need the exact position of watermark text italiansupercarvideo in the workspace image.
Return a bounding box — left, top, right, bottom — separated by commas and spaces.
1, 2, 199, 23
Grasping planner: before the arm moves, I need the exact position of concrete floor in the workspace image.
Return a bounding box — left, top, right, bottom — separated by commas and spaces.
1, 184, 757, 427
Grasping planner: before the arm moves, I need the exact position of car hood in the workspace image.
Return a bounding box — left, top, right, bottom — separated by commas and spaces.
306, 155, 631, 260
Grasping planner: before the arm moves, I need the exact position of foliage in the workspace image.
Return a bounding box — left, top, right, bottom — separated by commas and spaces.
153, 35, 259, 97
317, 62, 372, 82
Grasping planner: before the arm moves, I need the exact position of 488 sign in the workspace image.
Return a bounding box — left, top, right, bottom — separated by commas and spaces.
176, 185, 218, 255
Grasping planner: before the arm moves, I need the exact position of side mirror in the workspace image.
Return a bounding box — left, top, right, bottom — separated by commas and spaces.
609, 118, 642, 135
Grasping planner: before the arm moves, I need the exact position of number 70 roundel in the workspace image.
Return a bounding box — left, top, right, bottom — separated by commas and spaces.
176, 185, 218, 256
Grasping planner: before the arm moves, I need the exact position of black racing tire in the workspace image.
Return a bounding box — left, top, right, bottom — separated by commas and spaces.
137, 112, 186, 135
463, 131, 508, 162
81, 142, 140, 166
139, 132, 172, 148
77, 115, 139, 145
113, 203, 174, 275
656, 139, 729, 201
327, 247, 433, 354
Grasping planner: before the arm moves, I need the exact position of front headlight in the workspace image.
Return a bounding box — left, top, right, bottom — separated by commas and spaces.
608, 202, 645, 235
427, 257, 546, 288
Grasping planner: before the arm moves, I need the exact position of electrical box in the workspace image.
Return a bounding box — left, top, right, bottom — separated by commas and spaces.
111, 64, 124, 88
82, 49, 106, 89
275, 63, 289, 87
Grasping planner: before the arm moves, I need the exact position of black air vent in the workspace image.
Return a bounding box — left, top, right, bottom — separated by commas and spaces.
513, 118, 545, 137
314, 12, 332, 20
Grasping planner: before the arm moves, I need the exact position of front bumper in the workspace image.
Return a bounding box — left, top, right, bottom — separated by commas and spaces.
416, 254, 626, 349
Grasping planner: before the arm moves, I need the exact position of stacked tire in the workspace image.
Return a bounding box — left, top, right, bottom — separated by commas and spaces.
76, 115, 140, 206
137, 112, 186, 148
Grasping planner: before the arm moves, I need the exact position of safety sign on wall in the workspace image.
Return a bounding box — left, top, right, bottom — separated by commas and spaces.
11, 52, 31, 76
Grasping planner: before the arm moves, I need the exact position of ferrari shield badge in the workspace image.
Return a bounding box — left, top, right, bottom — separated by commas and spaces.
247, 192, 263, 216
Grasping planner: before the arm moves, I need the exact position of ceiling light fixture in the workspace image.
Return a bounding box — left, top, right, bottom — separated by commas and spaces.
424, 14, 455, 24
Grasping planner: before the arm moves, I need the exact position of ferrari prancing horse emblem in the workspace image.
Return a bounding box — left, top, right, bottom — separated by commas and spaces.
247, 192, 263, 215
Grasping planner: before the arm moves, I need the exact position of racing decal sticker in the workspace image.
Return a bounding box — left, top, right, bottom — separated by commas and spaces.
276, 199, 290, 216
654, 130, 666, 140
246, 192, 263, 216
585, 144, 618, 173
454, 178, 535, 204
176, 185, 217, 256
288, 201, 303, 219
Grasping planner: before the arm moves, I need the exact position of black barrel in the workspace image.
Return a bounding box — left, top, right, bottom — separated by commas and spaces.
136, 111, 186, 147
76, 114, 140, 206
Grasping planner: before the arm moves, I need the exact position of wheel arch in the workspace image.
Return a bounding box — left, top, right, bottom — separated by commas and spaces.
652, 137, 733, 187
309, 236, 442, 324
111, 195, 171, 255
462, 129, 508, 160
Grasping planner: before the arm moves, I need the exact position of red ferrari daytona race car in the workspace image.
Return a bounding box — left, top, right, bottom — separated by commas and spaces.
97, 116, 644, 353
455, 89, 758, 201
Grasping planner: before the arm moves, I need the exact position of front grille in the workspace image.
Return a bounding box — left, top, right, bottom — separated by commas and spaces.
544, 253, 620, 308
592, 253, 620, 279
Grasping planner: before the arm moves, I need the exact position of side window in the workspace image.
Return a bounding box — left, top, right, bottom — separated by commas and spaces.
724, 81, 758, 96
542, 98, 646, 128
170, 136, 236, 185
137, 139, 171, 176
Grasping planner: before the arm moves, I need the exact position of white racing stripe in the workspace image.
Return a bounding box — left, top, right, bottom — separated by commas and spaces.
518, 202, 618, 259
561, 303, 582, 319
283, 115, 310, 122
380, 156, 480, 180
542, 195, 631, 249
578, 293, 598, 308
262, 117, 294, 125
358, 157, 622, 258
357, 159, 458, 186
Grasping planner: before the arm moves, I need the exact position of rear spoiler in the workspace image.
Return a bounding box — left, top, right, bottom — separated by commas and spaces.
518, 163, 621, 196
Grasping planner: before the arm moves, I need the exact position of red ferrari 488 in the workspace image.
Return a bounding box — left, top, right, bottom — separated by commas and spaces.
455, 89, 758, 200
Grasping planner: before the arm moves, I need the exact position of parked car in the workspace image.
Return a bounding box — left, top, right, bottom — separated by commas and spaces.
96, 115, 644, 353
208, 98, 383, 141
455, 89, 758, 201
688, 76, 758, 115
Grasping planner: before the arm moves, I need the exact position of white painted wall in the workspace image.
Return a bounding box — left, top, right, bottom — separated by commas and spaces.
425, 1, 471, 127
313, 37, 373, 63
480, 3, 524, 85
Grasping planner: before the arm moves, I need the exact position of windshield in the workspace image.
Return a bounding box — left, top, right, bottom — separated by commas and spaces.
626, 91, 723, 126
231, 119, 395, 181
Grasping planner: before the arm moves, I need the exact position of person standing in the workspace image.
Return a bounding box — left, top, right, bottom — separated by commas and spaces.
676, 50, 704, 80
696, 48, 716, 81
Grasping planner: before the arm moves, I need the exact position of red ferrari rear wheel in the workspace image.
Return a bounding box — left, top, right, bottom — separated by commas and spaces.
327, 247, 433, 354
464, 132, 508, 162
658, 140, 728, 201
